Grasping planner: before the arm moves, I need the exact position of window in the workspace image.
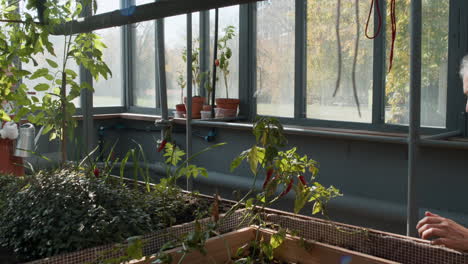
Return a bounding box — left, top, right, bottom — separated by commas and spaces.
306, 0, 373, 123
210, 7, 239, 100
256, 0, 295, 117
77, 0, 453, 132
93, 0, 124, 107
132, 0, 156, 108
385, 0, 449, 128
165, 13, 200, 109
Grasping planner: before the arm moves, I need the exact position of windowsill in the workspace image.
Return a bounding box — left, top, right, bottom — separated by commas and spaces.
74, 113, 162, 122
73, 112, 468, 147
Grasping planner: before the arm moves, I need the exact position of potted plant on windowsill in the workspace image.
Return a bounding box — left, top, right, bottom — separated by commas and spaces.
175, 71, 186, 118
182, 41, 205, 119
215, 25, 239, 118
200, 71, 215, 119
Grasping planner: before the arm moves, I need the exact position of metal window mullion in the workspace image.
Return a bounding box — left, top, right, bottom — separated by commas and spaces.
295, 0, 306, 119
123, 0, 133, 111
186, 13, 193, 191
372, 0, 386, 125
154, 0, 161, 109
80, 0, 94, 155
239, 3, 256, 120
200, 11, 209, 99
407, 0, 422, 238
156, 19, 168, 120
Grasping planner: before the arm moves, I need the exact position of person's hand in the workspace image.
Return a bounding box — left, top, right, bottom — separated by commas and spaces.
416, 211, 468, 252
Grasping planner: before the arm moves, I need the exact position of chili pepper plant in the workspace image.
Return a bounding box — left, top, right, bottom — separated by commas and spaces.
152, 118, 341, 263
228, 117, 342, 262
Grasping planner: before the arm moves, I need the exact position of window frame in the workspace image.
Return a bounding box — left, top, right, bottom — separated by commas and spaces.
87, 0, 464, 136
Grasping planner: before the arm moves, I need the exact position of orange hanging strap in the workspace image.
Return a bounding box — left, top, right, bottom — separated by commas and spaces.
365, 0, 382, 39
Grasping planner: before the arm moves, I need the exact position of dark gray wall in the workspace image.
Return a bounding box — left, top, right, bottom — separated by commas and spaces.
34, 118, 468, 236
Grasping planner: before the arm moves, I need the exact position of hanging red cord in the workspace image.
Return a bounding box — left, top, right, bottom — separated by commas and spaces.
388, 0, 397, 72
365, 0, 382, 39
352, 0, 361, 117
333, 0, 342, 97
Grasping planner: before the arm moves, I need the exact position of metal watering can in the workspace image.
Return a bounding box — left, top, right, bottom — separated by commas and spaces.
14, 123, 43, 158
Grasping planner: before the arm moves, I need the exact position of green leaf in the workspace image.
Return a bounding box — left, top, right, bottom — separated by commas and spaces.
248, 146, 258, 175
120, 151, 132, 180
4, 5, 17, 12
245, 198, 254, 209
46, 59, 58, 68
29, 68, 49, 80
49, 132, 57, 141
16, 70, 32, 77
312, 202, 322, 215
230, 155, 243, 172
65, 69, 78, 79
0, 111, 11, 121
34, 83, 50, 92
270, 230, 285, 250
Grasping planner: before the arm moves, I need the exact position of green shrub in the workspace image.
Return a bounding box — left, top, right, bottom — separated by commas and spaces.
0, 169, 154, 261
0, 174, 28, 211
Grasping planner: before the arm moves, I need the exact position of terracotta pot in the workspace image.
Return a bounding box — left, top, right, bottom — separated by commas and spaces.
202, 104, 212, 111
215, 98, 240, 118
215, 98, 240, 110
175, 104, 186, 112
184, 96, 206, 119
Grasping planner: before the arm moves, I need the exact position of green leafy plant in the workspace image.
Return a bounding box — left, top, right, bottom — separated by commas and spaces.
231, 117, 340, 215
182, 39, 207, 97
228, 117, 341, 262
177, 70, 186, 104
0, 0, 111, 163
0, 169, 153, 261
216, 25, 235, 99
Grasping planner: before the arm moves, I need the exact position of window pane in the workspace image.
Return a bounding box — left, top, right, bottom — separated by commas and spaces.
306, 0, 373, 123
93, 1, 123, 107
132, 0, 156, 108
165, 14, 200, 109
385, 0, 448, 128
210, 7, 239, 100
256, 0, 295, 117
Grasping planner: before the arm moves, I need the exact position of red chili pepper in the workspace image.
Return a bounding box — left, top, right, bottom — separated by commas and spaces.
280, 179, 294, 197
299, 175, 307, 186
263, 168, 274, 189
157, 139, 167, 152
215, 59, 220, 67
93, 168, 100, 177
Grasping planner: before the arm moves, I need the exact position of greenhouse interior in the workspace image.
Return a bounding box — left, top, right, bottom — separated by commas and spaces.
0, 0, 467, 263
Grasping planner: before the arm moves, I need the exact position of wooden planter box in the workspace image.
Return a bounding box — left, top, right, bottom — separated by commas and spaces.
134, 226, 399, 264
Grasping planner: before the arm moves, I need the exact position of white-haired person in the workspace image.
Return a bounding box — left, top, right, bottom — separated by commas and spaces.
416, 56, 468, 252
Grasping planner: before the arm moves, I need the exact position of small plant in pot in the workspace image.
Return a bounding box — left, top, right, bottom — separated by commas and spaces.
200, 71, 215, 120
215, 25, 239, 118
201, 71, 213, 111
182, 41, 205, 119
175, 71, 186, 118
